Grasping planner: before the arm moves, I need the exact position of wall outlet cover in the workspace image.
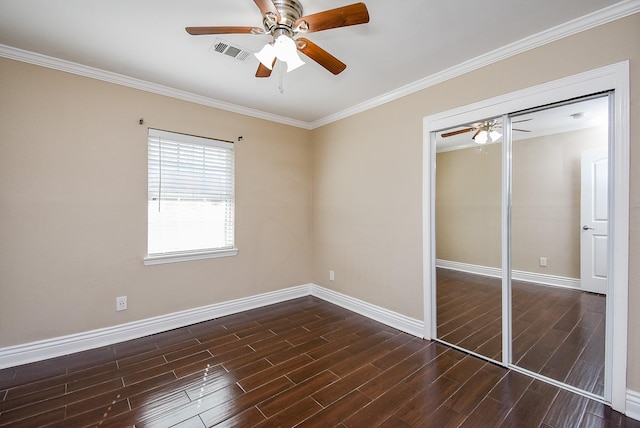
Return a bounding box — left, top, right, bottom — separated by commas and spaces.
116, 296, 128, 311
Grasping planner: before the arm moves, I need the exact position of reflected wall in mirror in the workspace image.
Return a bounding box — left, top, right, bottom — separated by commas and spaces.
510, 95, 609, 397
435, 117, 502, 361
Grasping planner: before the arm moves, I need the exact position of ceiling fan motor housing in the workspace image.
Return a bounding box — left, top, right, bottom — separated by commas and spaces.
263, 0, 304, 38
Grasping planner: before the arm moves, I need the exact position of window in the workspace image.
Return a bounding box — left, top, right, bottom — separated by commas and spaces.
144, 128, 237, 265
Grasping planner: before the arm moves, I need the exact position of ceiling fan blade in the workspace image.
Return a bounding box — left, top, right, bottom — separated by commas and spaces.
513, 128, 531, 132
254, 0, 280, 21
441, 128, 475, 138
255, 62, 273, 78
185, 26, 261, 35
295, 2, 369, 34
512, 118, 532, 124
297, 38, 346, 75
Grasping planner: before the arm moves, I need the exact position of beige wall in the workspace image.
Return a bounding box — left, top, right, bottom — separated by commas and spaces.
513, 127, 608, 277
1, 12, 638, 393
436, 126, 607, 278
436, 144, 502, 269
311, 13, 640, 390
0, 58, 312, 347
310, 106, 424, 318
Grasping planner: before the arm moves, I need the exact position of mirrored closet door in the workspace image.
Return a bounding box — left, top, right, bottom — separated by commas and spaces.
434, 116, 503, 363
432, 93, 611, 400
510, 95, 610, 396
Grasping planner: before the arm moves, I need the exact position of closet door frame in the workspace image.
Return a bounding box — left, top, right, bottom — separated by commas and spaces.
422, 61, 629, 412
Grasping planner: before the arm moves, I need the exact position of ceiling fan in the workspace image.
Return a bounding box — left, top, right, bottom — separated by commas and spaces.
186, 0, 370, 77
441, 119, 531, 144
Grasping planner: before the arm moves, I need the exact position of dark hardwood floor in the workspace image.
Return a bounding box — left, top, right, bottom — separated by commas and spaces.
437, 268, 606, 397
1, 296, 636, 427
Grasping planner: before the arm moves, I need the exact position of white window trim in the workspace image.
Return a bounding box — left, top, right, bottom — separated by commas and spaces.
143, 247, 239, 266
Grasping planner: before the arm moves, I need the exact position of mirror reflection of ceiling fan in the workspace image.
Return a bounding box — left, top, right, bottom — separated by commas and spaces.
185, 0, 370, 77
441, 119, 531, 144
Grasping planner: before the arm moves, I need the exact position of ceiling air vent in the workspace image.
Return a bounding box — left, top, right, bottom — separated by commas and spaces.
209, 38, 253, 61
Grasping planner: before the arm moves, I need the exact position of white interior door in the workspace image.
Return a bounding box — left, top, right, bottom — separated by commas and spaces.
580, 147, 608, 294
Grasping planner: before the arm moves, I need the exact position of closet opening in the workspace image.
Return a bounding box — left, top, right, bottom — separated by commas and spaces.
423, 62, 629, 411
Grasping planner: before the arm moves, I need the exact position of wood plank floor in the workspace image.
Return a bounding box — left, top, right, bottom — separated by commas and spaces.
1, 296, 636, 427
437, 269, 606, 396
437, 268, 606, 397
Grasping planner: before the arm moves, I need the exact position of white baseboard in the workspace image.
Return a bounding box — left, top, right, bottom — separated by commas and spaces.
310, 284, 424, 338
437, 259, 502, 279
436, 259, 581, 290
627, 390, 640, 421
0, 283, 424, 370
0, 284, 311, 369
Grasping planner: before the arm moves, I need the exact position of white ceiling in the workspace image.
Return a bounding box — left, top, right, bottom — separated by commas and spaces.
0, 0, 636, 128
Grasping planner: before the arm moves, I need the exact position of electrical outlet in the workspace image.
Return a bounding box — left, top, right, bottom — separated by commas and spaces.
329, 270, 335, 281
539, 257, 548, 267
116, 296, 127, 311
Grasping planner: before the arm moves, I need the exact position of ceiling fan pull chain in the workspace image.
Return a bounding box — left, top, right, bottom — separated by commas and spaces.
278, 62, 285, 94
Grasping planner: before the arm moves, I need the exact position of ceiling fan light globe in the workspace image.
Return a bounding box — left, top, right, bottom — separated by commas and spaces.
286, 54, 305, 72
255, 43, 276, 70
273, 35, 305, 72
274, 35, 297, 60
474, 130, 489, 144
489, 130, 502, 142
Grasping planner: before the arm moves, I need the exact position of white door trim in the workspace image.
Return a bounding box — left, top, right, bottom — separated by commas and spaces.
422, 61, 629, 412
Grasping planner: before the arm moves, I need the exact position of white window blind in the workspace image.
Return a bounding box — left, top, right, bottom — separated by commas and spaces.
147, 128, 234, 257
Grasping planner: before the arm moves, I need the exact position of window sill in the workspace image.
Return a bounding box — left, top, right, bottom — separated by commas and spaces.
144, 248, 238, 266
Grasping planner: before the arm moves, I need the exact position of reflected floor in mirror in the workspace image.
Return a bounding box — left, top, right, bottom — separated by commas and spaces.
437, 267, 605, 396
2, 296, 634, 427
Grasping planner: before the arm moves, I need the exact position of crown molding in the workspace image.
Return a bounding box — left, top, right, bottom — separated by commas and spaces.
1, 0, 638, 130
310, 0, 640, 129
0, 44, 313, 130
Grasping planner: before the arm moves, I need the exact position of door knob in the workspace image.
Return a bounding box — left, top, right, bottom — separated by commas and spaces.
583, 225, 594, 230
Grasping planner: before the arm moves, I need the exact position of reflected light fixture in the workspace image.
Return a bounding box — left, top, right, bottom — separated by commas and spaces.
472, 122, 502, 145
255, 34, 305, 72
